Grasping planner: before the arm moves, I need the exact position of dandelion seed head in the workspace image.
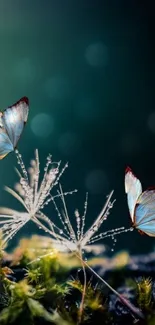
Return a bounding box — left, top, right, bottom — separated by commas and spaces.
28, 167, 34, 174
13, 150, 64, 213
0, 150, 67, 245
75, 210, 80, 218
0, 149, 130, 260
48, 187, 118, 255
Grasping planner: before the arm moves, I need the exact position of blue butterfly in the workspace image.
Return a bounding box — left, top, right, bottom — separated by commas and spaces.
125, 167, 155, 237
0, 97, 29, 159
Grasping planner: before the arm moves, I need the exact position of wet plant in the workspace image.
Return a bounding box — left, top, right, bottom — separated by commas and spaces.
0, 149, 68, 246
0, 150, 144, 323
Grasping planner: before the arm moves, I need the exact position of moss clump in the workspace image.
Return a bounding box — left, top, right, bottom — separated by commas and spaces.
1, 235, 155, 324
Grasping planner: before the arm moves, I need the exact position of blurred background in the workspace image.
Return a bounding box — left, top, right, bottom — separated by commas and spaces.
0, 0, 155, 254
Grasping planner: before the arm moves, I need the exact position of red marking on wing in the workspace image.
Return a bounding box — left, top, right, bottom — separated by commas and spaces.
138, 229, 145, 236
146, 186, 155, 191
125, 166, 139, 180
10, 97, 29, 108
125, 166, 133, 174
20, 97, 29, 105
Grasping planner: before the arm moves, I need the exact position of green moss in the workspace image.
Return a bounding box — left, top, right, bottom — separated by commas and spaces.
1, 235, 155, 324
136, 278, 153, 310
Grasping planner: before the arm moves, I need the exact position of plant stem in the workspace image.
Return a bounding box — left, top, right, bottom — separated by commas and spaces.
82, 259, 144, 320
78, 251, 87, 324
32, 217, 144, 320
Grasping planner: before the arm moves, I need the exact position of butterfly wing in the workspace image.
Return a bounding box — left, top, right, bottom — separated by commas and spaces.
125, 167, 142, 222
0, 113, 14, 159
1, 97, 29, 148
134, 190, 155, 236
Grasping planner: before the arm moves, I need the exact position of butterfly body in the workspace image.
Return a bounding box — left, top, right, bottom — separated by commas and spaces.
0, 97, 29, 159
125, 167, 155, 237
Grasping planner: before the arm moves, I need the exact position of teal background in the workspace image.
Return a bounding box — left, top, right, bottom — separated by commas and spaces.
0, 0, 155, 254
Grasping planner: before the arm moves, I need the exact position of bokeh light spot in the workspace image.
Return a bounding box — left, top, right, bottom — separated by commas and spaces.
44, 76, 70, 100
120, 132, 141, 156
147, 112, 155, 134
85, 42, 108, 67
85, 169, 108, 194
31, 113, 54, 138
58, 132, 81, 156
13, 58, 35, 83
75, 97, 98, 122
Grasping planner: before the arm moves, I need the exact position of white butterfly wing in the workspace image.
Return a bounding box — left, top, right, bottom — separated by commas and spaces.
125, 167, 142, 222
0, 114, 14, 159
134, 190, 155, 236
2, 97, 29, 148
